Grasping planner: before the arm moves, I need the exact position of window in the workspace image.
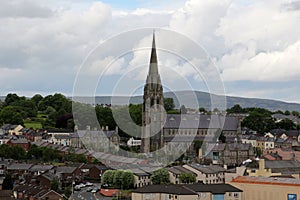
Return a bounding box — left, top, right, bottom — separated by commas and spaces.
234, 192, 239, 198
288, 194, 297, 200
229, 192, 232, 196
145, 194, 150, 200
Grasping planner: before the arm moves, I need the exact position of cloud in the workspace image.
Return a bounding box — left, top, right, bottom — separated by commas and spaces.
0, 0, 54, 18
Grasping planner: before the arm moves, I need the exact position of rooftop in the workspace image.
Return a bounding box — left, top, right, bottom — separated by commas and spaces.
232, 176, 300, 187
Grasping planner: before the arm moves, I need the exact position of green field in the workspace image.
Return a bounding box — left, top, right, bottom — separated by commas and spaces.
24, 121, 43, 129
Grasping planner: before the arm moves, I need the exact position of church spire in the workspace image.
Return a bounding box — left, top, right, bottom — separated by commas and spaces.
146, 30, 161, 85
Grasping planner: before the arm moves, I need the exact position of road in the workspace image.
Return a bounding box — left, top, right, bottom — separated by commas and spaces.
72, 184, 111, 200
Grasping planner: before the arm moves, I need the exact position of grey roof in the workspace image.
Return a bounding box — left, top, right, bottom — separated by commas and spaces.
227, 143, 252, 151
167, 166, 194, 175
163, 114, 238, 131
187, 164, 226, 174
56, 166, 77, 174
286, 130, 300, 137
164, 136, 208, 142
133, 183, 242, 194
7, 163, 33, 170
270, 129, 286, 135
9, 138, 29, 144
54, 135, 71, 139
77, 130, 117, 138
29, 165, 54, 172
265, 160, 300, 169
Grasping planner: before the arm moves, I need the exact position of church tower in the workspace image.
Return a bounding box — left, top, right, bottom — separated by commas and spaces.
141, 32, 164, 153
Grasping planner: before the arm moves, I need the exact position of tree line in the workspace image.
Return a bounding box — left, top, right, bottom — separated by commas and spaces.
0, 144, 87, 163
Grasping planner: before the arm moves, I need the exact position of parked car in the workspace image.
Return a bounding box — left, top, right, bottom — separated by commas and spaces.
91, 186, 101, 193
74, 185, 81, 191
85, 182, 93, 186
86, 187, 93, 192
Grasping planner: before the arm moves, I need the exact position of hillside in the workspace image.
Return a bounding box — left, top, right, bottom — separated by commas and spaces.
88, 91, 300, 112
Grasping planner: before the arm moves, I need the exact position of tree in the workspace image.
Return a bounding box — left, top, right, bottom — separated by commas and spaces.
227, 104, 245, 114
2, 173, 13, 190
31, 94, 43, 107
164, 98, 175, 112
5, 93, 20, 106
150, 168, 170, 185
178, 173, 196, 184
0, 106, 24, 125
113, 170, 123, 188
51, 177, 59, 191
199, 107, 207, 113
276, 118, 296, 130
27, 144, 43, 159
180, 105, 187, 114
10, 146, 26, 160
194, 140, 203, 156
292, 111, 299, 116
121, 171, 134, 189
242, 108, 276, 133
129, 104, 142, 126
101, 170, 115, 187
284, 110, 291, 115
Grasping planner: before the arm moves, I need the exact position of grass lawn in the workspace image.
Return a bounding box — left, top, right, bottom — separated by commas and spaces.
24, 121, 42, 129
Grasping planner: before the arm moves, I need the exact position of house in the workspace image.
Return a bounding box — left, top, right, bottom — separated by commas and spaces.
55, 166, 82, 183
25, 130, 43, 142
167, 166, 195, 184
183, 164, 226, 184
206, 143, 254, 166
48, 134, 71, 146
231, 176, 300, 200
266, 148, 300, 161
0, 190, 14, 200
29, 164, 54, 176
78, 127, 120, 152
264, 137, 275, 150
7, 138, 31, 151
35, 190, 65, 200
242, 135, 257, 147
36, 172, 57, 189
263, 152, 282, 160
7, 125, 24, 135
70, 131, 83, 148
247, 159, 300, 178
7, 163, 33, 182
127, 137, 142, 147
132, 183, 243, 200
88, 165, 110, 180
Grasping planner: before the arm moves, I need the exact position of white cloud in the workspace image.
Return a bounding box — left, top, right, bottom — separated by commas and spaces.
220, 41, 300, 81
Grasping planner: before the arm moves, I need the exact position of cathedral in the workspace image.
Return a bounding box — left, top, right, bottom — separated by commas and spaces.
141, 32, 242, 154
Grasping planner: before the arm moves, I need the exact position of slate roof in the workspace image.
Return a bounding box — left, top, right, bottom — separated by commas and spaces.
133, 183, 242, 194
167, 166, 194, 175
232, 176, 300, 186
7, 163, 33, 170
9, 138, 29, 144
29, 164, 54, 172
54, 135, 71, 140
270, 129, 286, 135
187, 164, 226, 174
77, 130, 117, 138
56, 166, 77, 174
265, 160, 300, 169
286, 130, 300, 137
163, 114, 238, 130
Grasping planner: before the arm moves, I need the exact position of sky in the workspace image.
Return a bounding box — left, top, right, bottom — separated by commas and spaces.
1, 0, 300, 103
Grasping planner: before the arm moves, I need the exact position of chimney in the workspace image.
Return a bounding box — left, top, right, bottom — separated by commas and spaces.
106, 126, 108, 131
259, 159, 265, 170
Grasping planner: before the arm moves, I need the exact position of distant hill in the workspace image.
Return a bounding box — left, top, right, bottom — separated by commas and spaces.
74, 90, 300, 112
